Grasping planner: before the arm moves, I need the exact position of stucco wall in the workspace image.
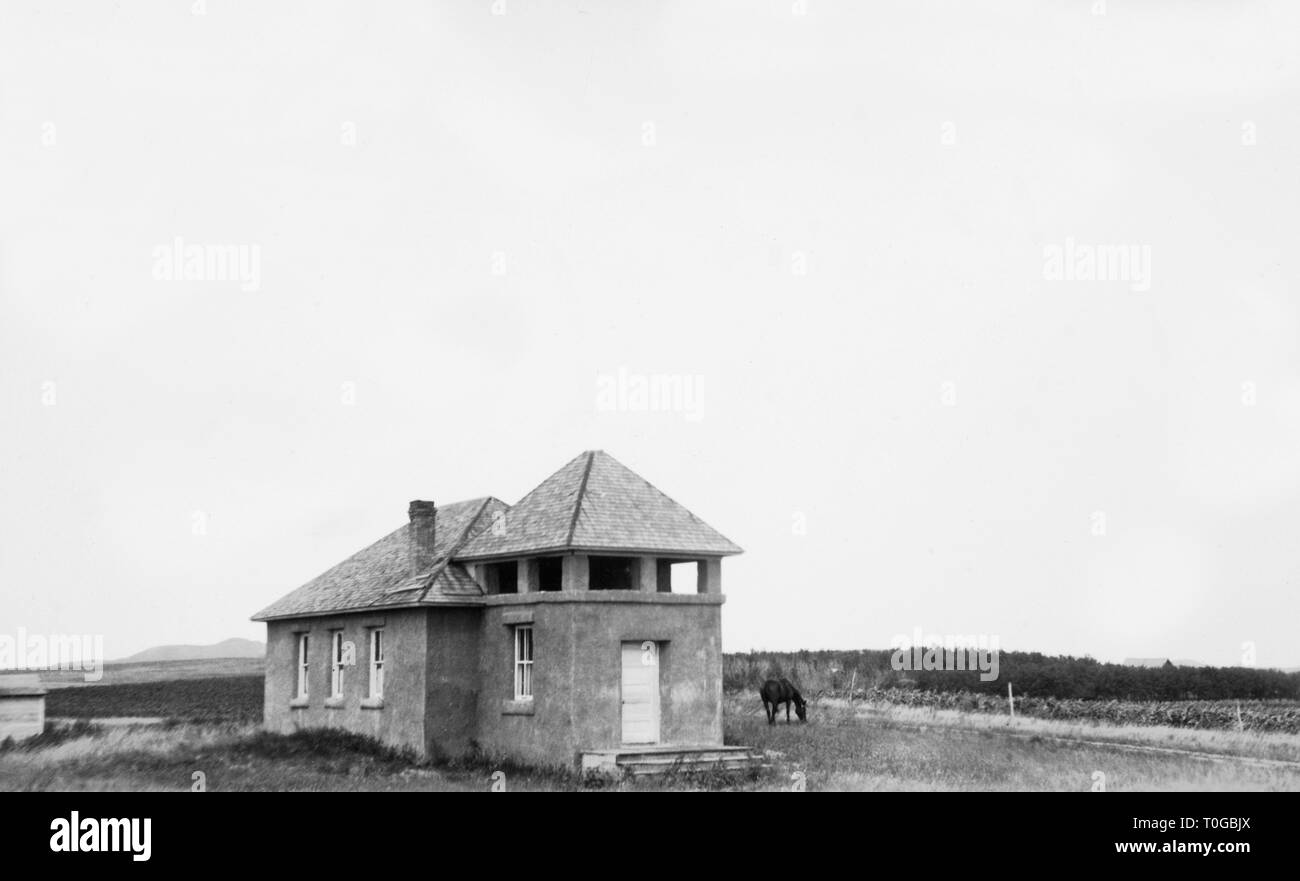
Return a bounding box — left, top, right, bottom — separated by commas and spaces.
263, 609, 428, 755
474, 594, 724, 768
262, 594, 724, 767
423, 607, 481, 759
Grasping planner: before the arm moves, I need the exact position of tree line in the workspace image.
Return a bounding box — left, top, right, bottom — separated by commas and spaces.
723, 649, 1300, 701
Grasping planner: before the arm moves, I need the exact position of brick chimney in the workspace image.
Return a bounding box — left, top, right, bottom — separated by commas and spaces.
408, 500, 437, 575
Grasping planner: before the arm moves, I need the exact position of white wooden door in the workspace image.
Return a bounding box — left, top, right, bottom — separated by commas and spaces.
620, 641, 660, 744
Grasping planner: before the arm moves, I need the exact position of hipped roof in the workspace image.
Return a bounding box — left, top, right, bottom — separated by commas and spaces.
456, 451, 742, 559
251, 451, 740, 621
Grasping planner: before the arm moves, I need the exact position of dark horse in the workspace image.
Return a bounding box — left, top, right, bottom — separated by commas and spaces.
759, 678, 807, 725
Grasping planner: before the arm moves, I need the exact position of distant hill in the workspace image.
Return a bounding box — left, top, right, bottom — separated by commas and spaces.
115, 638, 264, 664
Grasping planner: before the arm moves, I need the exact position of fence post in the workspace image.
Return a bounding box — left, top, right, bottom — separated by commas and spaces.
1008, 682, 1015, 719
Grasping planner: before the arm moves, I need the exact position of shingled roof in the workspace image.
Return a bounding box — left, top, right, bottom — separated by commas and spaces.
456, 450, 743, 559
251, 452, 740, 621
251, 497, 507, 621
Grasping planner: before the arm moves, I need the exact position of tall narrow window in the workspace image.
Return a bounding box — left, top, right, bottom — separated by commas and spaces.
369, 629, 385, 699
296, 634, 309, 699
330, 631, 345, 699
513, 625, 533, 700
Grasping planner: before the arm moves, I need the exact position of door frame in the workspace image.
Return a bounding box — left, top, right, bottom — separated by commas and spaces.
620, 640, 661, 745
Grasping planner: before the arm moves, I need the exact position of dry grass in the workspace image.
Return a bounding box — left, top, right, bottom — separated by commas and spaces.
727, 695, 1300, 791
0, 722, 249, 791
791, 696, 1300, 764
0, 722, 589, 792
6, 698, 1299, 792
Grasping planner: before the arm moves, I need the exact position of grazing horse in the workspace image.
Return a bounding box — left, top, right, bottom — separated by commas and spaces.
759, 678, 807, 725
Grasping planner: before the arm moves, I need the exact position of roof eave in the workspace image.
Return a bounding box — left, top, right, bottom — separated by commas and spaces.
251, 597, 487, 623
453, 544, 743, 563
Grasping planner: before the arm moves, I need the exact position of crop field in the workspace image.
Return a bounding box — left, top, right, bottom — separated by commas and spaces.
5, 659, 1297, 791
846, 688, 1300, 733
42, 676, 263, 724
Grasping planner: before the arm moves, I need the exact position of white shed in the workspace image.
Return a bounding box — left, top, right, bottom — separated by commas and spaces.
0, 673, 47, 741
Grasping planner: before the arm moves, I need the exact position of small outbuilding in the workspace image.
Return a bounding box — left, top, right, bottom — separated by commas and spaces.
0, 673, 47, 741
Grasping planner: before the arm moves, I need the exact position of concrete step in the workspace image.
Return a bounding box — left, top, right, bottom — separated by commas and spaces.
616, 751, 757, 766
580, 745, 764, 778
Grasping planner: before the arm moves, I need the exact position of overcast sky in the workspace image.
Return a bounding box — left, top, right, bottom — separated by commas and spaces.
2, 1, 1297, 666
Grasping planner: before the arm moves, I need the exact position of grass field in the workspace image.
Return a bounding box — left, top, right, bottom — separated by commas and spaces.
38, 657, 263, 689
725, 698, 1300, 791
4, 659, 1298, 791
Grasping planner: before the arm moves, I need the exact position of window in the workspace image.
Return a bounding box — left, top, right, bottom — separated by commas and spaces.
330, 631, 345, 699
368, 629, 385, 699
296, 634, 309, 699
669, 560, 700, 594
491, 560, 519, 594
589, 556, 635, 590
513, 625, 533, 700
538, 556, 562, 592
